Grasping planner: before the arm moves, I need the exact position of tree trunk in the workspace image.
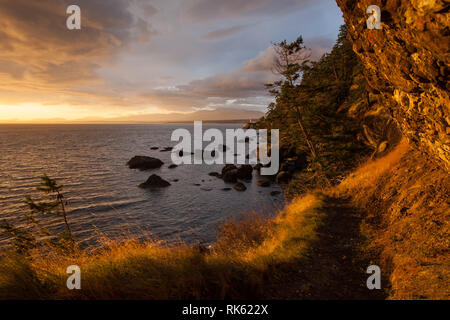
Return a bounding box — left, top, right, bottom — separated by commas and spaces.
294, 106, 317, 159
294, 106, 331, 186
57, 191, 74, 246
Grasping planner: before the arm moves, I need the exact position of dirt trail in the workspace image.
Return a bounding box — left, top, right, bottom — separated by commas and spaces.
264, 195, 386, 300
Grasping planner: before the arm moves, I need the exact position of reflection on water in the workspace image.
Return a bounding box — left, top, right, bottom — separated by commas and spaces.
0, 124, 284, 247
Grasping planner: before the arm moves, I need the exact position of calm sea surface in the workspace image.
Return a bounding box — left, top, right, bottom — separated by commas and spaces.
0, 124, 284, 248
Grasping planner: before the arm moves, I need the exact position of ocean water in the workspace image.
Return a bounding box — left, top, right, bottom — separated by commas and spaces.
0, 124, 284, 248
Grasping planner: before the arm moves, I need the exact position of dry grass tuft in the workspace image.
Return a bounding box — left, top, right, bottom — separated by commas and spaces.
0, 194, 326, 300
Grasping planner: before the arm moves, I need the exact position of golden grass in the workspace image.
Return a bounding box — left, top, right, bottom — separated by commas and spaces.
1, 138, 447, 299
333, 138, 449, 299
333, 138, 410, 198
0, 194, 326, 299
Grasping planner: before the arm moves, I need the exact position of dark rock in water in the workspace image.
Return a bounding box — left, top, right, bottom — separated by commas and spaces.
127, 156, 164, 170
222, 187, 232, 191
168, 164, 178, 169
208, 172, 220, 177
221, 164, 237, 176
276, 171, 291, 184
223, 169, 238, 183
150, 147, 159, 150
178, 150, 184, 157
172, 179, 179, 182
237, 165, 253, 180
253, 163, 263, 171
194, 183, 201, 186
139, 174, 171, 188
233, 182, 247, 191
270, 191, 281, 196
256, 180, 271, 187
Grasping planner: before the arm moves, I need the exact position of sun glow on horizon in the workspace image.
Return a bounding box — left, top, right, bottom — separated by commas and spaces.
0, 103, 164, 123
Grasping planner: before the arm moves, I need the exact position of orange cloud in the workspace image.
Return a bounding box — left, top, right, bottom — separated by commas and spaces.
0, 0, 156, 109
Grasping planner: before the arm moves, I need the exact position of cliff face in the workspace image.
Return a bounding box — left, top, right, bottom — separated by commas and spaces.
336, 0, 449, 171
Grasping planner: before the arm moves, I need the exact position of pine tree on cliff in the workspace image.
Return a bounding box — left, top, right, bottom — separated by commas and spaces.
265, 36, 319, 160
264, 25, 369, 183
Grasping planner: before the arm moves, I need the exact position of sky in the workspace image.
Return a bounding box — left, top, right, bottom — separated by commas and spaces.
0, 0, 344, 122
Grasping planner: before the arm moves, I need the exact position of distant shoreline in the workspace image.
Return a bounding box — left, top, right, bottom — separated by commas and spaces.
0, 119, 257, 125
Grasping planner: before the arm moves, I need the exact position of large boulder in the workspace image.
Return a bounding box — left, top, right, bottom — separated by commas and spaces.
223, 169, 238, 183
138, 174, 171, 188
236, 165, 253, 180
221, 164, 237, 176
127, 156, 164, 170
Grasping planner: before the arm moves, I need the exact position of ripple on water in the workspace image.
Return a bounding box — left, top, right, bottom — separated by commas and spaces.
0, 124, 285, 247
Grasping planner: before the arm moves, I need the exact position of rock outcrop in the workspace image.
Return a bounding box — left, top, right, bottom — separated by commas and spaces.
236, 165, 253, 180
138, 174, 171, 188
127, 156, 164, 170
223, 169, 238, 183
336, 0, 449, 171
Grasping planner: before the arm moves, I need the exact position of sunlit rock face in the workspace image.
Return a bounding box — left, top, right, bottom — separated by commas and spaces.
336, 0, 449, 171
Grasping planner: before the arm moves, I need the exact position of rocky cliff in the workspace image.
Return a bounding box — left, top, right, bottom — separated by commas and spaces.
336, 0, 449, 171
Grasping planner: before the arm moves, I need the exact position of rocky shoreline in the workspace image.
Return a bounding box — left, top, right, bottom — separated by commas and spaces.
126, 139, 310, 193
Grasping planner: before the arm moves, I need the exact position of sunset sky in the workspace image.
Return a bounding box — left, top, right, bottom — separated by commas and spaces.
0, 0, 343, 122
